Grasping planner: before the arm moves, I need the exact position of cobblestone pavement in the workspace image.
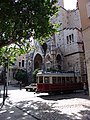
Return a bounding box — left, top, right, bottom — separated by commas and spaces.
0, 85, 90, 120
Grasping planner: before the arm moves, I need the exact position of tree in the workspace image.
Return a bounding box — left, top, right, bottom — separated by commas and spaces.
0, 0, 59, 48
15, 69, 28, 85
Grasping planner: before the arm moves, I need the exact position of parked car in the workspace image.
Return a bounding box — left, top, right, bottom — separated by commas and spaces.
25, 83, 37, 92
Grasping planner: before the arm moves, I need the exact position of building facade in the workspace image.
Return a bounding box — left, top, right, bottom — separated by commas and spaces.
13, 0, 86, 84
78, 0, 90, 96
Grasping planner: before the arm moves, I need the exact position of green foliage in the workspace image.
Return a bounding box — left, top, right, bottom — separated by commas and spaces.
0, 0, 59, 48
15, 69, 28, 85
32, 69, 39, 83
0, 0, 61, 67
0, 43, 35, 66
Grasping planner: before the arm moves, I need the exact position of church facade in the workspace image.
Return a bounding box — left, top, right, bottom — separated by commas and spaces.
13, 0, 87, 83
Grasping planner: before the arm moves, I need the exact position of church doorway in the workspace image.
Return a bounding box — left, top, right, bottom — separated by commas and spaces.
34, 54, 42, 70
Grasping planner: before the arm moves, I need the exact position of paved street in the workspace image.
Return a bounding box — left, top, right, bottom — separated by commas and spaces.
0, 85, 90, 120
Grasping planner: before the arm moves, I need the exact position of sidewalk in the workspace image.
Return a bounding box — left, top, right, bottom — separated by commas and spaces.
0, 85, 90, 120
0, 102, 37, 120
0, 85, 37, 120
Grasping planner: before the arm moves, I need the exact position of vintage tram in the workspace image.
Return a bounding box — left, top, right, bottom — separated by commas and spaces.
36, 72, 83, 94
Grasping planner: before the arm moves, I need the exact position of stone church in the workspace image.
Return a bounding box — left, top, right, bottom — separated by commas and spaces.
10, 0, 87, 83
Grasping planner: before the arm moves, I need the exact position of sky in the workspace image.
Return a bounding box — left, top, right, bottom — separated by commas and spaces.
64, 0, 77, 10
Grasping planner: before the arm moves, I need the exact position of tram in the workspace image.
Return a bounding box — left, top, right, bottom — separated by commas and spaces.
36, 72, 83, 94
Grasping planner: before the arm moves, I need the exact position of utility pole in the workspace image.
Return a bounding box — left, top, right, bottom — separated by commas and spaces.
2, 57, 8, 105
3, 63, 6, 105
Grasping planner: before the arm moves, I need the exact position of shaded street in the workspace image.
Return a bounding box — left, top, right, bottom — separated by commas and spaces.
0, 85, 90, 120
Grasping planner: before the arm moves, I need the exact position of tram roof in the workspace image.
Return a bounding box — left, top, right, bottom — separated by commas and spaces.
37, 72, 76, 77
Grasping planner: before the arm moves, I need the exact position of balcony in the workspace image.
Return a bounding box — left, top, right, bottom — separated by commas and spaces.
86, 1, 90, 18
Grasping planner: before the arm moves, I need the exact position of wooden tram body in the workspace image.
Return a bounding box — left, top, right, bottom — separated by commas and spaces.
36, 72, 83, 93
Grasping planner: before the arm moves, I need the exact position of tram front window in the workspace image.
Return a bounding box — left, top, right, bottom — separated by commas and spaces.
66, 77, 70, 84
62, 77, 65, 85
52, 77, 57, 84
39, 76, 43, 83
58, 77, 61, 84
44, 77, 49, 83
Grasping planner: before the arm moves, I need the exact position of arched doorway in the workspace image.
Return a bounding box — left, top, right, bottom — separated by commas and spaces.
34, 54, 42, 70
56, 54, 62, 70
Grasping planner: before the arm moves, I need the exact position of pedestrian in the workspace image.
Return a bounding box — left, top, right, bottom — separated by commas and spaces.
83, 82, 87, 94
